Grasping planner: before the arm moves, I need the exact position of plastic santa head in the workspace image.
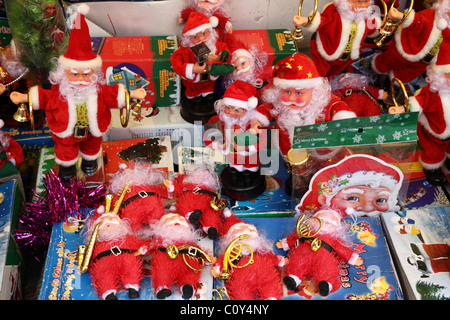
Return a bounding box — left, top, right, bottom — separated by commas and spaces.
181, 163, 221, 191
226, 45, 269, 88
333, 0, 374, 20
433, 0, 450, 30
181, 12, 219, 47
298, 154, 404, 216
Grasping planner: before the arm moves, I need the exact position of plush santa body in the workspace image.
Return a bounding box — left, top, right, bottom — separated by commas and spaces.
178, 0, 232, 40
295, 0, 381, 77
170, 12, 231, 99
147, 213, 212, 300
9, 5, 146, 178
409, 46, 450, 184
84, 210, 151, 300
258, 53, 356, 158
372, 0, 450, 83
278, 207, 362, 298
169, 165, 227, 240
0, 119, 24, 174
212, 216, 285, 300
108, 163, 168, 233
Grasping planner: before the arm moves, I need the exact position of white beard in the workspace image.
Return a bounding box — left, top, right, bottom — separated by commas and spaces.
145, 219, 202, 247
334, 0, 375, 22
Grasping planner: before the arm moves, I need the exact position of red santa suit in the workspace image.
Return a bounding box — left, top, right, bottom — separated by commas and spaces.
170, 12, 230, 99
29, 84, 126, 166
372, 9, 449, 83
214, 216, 284, 300
410, 83, 450, 170
89, 229, 150, 299
280, 210, 360, 297
305, 2, 381, 77
27, 6, 127, 167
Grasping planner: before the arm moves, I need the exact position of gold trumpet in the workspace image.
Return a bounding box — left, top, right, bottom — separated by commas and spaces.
292, 0, 318, 52
77, 222, 101, 273
375, 0, 414, 47
219, 234, 254, 280
165, 244, 212, 273
13, 92, 35, 130
210, 195, 228, 211
111, 181, 133, 215
120, 90, 143, 128
388, 77, 410, 114
295, 214, 323, 252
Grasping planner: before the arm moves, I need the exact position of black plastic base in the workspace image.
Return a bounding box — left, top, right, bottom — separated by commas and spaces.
81, 159, 99, 176
180, 94, 218, 124
220, 166, 266, 201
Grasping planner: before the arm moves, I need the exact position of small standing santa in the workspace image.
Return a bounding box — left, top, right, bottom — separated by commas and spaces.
293, 0, 381, 77
0, 119, 24, 177
276, 207, 363, 298
147, 213, 215, 300
9, 4, 147, 179
212, 215, 285, 300
409, 42, 450, 185
82, 207, 151, 300
372, 0, 449, 84
204, 80, 269, 199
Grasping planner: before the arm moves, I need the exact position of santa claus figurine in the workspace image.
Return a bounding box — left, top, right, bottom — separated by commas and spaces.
276, 207, 363, 298
166, 164, 228, 240
9, 4, 147, 179
372, 0, 449, 84
81, 205, 152, 300
409, 45, 450, 185
170, 11, 232, 123
212, 215, 285, 300
0, 119, 24, 178
146, 213, 215, 300
204, 80, 270, 200
177, 0, 233, 40
330, 73, 385, 117
293, 0, 381, 78
108, 163, 168, 234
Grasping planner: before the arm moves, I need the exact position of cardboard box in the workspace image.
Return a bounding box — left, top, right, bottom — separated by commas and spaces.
3, 124, 54, 155
91, 35, 179, 107
0, 179, 23, 300
229, 29, 297, 65
33, 147, 57, 199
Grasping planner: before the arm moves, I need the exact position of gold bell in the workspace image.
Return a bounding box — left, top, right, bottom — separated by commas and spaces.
13, 103, 31, 123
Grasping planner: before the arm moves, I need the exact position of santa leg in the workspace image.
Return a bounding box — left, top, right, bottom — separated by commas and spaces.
118, 254, 145, 299
417, 124, 448, 184
90, 256, 121, 300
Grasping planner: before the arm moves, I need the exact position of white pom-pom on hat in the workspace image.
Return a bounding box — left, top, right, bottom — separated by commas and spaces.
437, 18, 448, 30
77, 3, 90, 15
248, 97, 258, 109
97, 205, 105, 214
209, 16, 219, 28
0, 119, 4, 129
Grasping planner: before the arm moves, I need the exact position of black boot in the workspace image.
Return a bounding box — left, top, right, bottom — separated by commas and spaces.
423, 168, 446, 186
104, 292, 118, 300
128, 288, 140, 299
81, 159, 98, 176
283, 276, 299, 292
181, 284, 194, 299
188, 209, 202, 225
318, 281, 330, 297
156, 288, 172, 300
58, 165, 77, 180
207, 227, 219, 240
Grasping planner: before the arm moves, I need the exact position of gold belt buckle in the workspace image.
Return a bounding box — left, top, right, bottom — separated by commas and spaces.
74, 125, 89, 138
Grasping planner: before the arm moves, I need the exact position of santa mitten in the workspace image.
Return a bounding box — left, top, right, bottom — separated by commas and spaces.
210, 63, 235, 76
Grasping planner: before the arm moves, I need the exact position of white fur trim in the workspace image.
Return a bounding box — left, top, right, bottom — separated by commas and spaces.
273, 76, 324, 89
395, 18, 442, 62
79, 148, 102, 161
223, 208, 232, 218
55, 156, 79, 167
29, 86, 41, 110
185, 63, 195, 81
305, 11, 321, 33
316, 16, 366, 61
58, 55, 102, 70
86, 92, 102, 137
253, 111, 270, 127
401, 9, 415, 28
232, 49, 253, 60
370, 53, 383, 75
419, 154, 445, 170
331, 110, 356, 120
116, 83, 126, 108
417, 93, 450, 140
432, 61, 450, 74
77, 4, 90, 15
223, 97, 250, 109
409, 96, 422, 112
183, 23, 212, 36
348, 253, 360, 265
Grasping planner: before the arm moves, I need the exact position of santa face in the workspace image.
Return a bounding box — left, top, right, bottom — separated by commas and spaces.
224, 105, 247, 118
348, 0, 371, 11
198, 0, 223, 10
93, 214, 132, 242
320, 185, 391, 214
65, 68, 96, 87
188, 29, 213, 46
280, 87, 314, 110
232, 55, 252, 75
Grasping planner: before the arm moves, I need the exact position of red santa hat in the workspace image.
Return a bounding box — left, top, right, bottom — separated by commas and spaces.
220, 215, 247, 236
272, 53, 323, 89
182, 12, 219, 36
298, 154, 404, 212
58, 4, 102, 70
222, 80, 258, 110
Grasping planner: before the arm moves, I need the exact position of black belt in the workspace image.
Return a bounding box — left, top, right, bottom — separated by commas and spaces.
92, 246, 135, 263
121, 191, 157, 208
296, 238, 336, 256
186, 187, 217, 198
